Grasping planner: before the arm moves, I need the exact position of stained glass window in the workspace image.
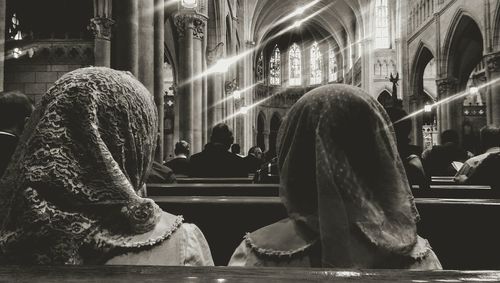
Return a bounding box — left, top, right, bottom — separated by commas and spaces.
375, 0, 389, 49
270, 45, 281, 85
329, 49, 338, 82
310, 42, 322, 85
289, 43, 301, 86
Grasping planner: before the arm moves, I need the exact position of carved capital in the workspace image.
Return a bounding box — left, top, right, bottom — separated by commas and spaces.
486, 52, 500, 73
88, 17, 114, 40
174, 12, 207, 39
225, 79, 238, 93
436, 78, 458, 98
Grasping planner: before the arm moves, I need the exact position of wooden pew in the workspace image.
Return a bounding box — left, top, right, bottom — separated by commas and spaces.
176, 177, 254, 184
151, 195, 500, 269
147, 183, 497, 199
3, 265, 500, 282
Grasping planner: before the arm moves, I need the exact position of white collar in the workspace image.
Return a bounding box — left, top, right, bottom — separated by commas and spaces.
486, 147, 500, 154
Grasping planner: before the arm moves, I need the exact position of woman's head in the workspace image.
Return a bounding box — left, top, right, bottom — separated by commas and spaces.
277, 84, 419, 267
0, 67, 162, 264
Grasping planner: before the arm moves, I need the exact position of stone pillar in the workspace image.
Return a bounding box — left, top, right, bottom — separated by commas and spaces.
90, 0, 113, 67
436, 77, 459, 135
113, 0, 139, 76
154, 0, 165, 162
174, 12, 207, 154
0, 0, 5, 91
139, 0, 154, 93
206, 42, 225, 136
486, 52, 500, 125
89, 17, 114, 67
192, 17, 205, 152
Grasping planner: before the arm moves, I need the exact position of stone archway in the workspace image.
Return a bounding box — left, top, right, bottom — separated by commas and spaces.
440, 13, 484, 134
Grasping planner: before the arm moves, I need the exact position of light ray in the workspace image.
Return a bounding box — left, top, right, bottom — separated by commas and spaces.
393, 77, 500, 126
210, 81, 263, 108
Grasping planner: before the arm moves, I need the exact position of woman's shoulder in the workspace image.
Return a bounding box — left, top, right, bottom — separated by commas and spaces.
105, 215, 213, 266
228, 218, 318, 267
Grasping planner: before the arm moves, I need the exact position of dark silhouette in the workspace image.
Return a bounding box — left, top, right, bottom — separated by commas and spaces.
422, 130, 469, 176
386, 107, 429, 189
455, 126, 500, 189
0, 91, 34, 177
244, 146, 263, 174
189, 123, 247, 177
166, 140, 190, 176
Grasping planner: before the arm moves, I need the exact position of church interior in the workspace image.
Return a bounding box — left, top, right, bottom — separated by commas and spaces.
1, 0, 500, 281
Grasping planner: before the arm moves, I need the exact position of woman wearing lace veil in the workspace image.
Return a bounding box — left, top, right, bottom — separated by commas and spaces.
229, 84, 441, 269
0, 67, 213, 265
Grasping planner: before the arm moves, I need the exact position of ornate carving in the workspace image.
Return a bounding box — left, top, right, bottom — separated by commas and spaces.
225, 79, 238, 94
486, 53, 500, 73
192, 18, 205, 40
88, 17, 114, 40
174, 13, 207, 39
436, 78, 457, 98
206, 42, 224, 65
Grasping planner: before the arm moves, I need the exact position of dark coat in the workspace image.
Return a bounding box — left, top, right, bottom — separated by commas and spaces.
0, 133, 18, 178
165, 157, 189, 176
189, 143, 248, 177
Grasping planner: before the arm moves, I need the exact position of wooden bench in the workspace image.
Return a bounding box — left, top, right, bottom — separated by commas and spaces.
3, 265, 500, 282
175, 177, 254, 184
151, 195, 500, 269
147, 183, 497, 198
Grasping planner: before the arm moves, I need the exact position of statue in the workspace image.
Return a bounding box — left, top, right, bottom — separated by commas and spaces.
389, 72, 402, 108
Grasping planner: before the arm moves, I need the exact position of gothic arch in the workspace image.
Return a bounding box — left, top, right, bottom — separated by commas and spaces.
442, 10, 484, 89
377, 89, 392, 108
494, 0, 500, 50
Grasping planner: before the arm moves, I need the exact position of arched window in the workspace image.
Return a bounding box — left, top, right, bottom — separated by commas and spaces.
329, 48, 338, 82
310, 42, 322, 85
375, 0, 390, 49
288, 43, 302, 86
269, 45, 281, 85
256, 52, 264, 81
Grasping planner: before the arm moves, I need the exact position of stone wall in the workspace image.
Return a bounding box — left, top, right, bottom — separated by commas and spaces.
4, 40, 94, 105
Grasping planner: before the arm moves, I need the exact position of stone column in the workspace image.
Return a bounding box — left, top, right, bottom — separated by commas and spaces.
486, 52, 500, 125
90, 0, 113, 67
175, 14, 194, 150
89, 17, 114, 67
139, 0, 154, 93
174, 12, 207, 153
207, 43, 225, 137
0, 0, 5, 90
192, 17, 206, 152
154, 0, 165, 162
436, 77, 459, 135
113, 0, 139, 76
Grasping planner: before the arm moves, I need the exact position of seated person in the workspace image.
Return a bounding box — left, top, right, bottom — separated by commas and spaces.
385, 107, 429, 189
165, 140, 190, 176
229, 84, 441, 269
0, 67, 213, 266
189, 123, 247, 177
147, 161, 176, 183
0, 91, 34, 177
253, 157, 279, 184
455, 125, 500, 187
231, 143, 244, 158
422, 130, 469, 176
244, 146, 263, 174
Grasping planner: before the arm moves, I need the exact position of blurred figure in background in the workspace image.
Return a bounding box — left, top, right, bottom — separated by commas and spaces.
0, 91, 34, 177
231, 143, 244, 158
455, 126, 500, 188
422, 130, 470, 176
189, 123, 247, 177
166, 140, 190, 176
386, 107, 429, 189
244, 146, 263, 174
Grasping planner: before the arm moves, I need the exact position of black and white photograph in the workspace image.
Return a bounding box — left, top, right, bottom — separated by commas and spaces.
0, 0, 500, 281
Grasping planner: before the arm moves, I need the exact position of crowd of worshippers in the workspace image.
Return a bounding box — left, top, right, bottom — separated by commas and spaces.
0, 66, 491, 268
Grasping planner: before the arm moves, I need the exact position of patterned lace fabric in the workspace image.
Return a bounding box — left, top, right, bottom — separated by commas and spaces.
0, 67, 182, 264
